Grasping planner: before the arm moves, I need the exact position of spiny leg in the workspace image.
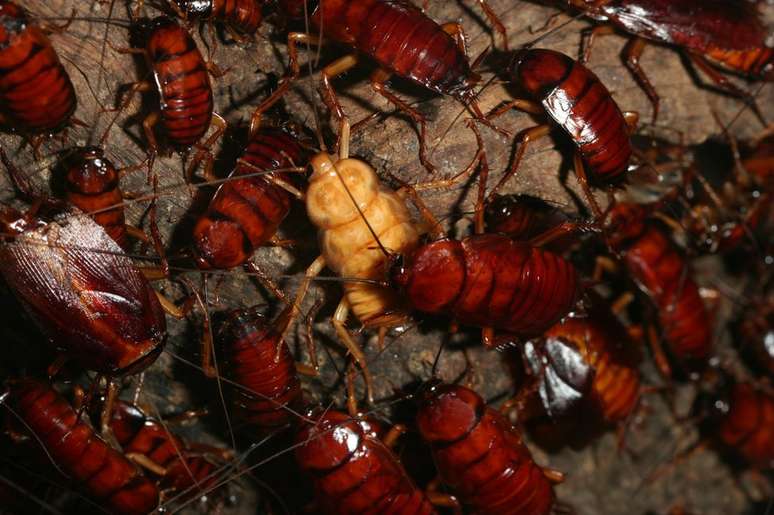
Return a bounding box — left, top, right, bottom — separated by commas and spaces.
244, 259, 289, 305
488, 122, 551, 203
320, 54, 359, 156
573, 152, 605, 220
187, 112, 227, 182
579, 24, 615, 64
370, 68, 439, 174
622, 37, 660, 123
333, 298, 375, 405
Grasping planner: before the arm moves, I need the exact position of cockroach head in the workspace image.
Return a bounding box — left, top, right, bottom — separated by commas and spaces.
386, 252, 409, 291
416, 384, 485, 444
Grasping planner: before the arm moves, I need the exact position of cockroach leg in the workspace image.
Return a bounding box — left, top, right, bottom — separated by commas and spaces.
142, 112, 161, 157
381, 424, 407, 450
46, 355, 68, 379
688, 53, 768, 126
126, 452, 169, 476
249, 32, 318, 137
542, 467, 565, 484
528, 220, 597, 247
622, 37, 659, 123
99, 379, 120, 438
473, 1, 508, 50
579, 24, 615, 64
426, 477, 463, 515
333, 299, 375, 405
623, 111, 639, 132
243, 260, 289, 304
370, 68, 438, 174
395, 183, 446, 240
647, 324, 673, 381
593, 255, 618, 282
488, 123, 551, 202
187, 112, 227, 182
573, 152, 605, 219
320, 53, 359, 153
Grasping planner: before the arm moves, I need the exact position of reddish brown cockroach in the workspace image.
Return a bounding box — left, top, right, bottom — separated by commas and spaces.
295, 408, 440, 514
712, 381, 774, 469
251, 0, 500, 173
103, 398, 231, 504
518, 295, 642, 436
488, 47, 637, 219
192, 124, 306, 271
108, 16, 225, 179
170, 0, 264, 36
603, 201, 713, 377
485, 193, 577, 253
1, 379, 159, 515
217, 304, 305, 434
416, 383, 560, 515
0, 0, 77, 141
562, 0, 773, 122
389, 231, 580, 347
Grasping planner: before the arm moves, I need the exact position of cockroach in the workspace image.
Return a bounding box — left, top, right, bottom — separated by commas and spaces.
102, 398, 230, 502
602, 201, 713, 377
488, 48, 638, 219
285, 126, 425, 404
389, 232, 580, 347
192, 124, 306, 271
0, 191, 167, 413
294, 408, 440, 514
216, 304, 305, 433
562, 0, 773, 122
109, 16, 225, 178
416, 383, 560, 515
1, 379, 159, 515
251, 0, 500, 173
170, 0, 264, 36
0, 0, 77, 139
485, 193, 576, 252
711, 381, 774, 469
518, 295, 642, 434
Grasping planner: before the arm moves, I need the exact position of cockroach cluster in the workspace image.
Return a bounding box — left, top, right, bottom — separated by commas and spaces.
0, 0, 771, 514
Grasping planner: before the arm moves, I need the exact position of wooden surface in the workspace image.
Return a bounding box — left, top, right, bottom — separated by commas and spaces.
1, 0, 772, 513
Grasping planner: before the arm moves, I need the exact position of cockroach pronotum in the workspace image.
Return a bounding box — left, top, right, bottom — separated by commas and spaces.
416, 383, 559, 515
518, 296, 642, 435
1, 379, 159, 515
488, 48, 637, 219
602, 201, 713, 377
192, 124, 306, 271
103, 398, 230, 504
295, 409, 440, 514
0, 0, 77, 139
562, 0, 774, 122
109, 16, 225, 179
217, 304, 305, 434
251, 0, 499, 173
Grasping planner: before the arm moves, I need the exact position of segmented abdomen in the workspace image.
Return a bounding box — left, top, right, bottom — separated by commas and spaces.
514, 49, 631, 184
218, 308, 303, 432
717, 383, 774, 468
212, 0, 263, 34
193, 127, 303, 269
147, 17, 213, 149
545, 312, 640, 422
313, 0, 475, 97
7, 380, 159, 515
397, 234, 578, 340
623, 225, 712, 365
0, 1, 76, 133
417, 385, 554, 515
295, 410, 436, 514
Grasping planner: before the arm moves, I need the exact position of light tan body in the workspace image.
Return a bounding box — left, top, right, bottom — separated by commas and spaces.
306, 152, 420, 325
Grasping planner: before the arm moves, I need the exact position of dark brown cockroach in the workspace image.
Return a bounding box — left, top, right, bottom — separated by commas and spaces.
488, 47, 637, 219
0, 194, 167, 381
0, 0, 77, 141
295, 409, 440, 514
108, 16, 225, 179
416, 383, 560, 515
517, 295, 642, 438
216, 304, 305, 434
1, 379, 159, 515
192, 124, 306, 271
251, 0, 501, 173
102, 398, 231, 503
603, 201, 713, 378
562, 0, 773, 122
